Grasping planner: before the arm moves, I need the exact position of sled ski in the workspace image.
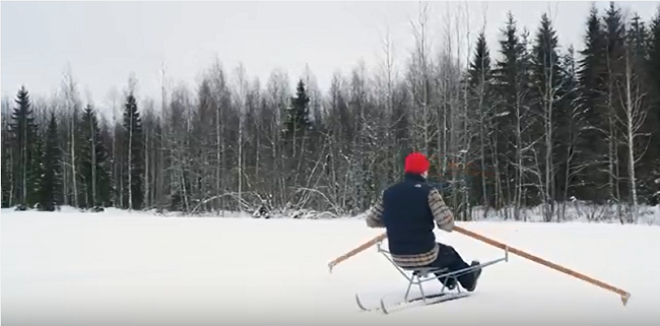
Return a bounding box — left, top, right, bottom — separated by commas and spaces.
356, 291, 469, 314
355, 241, 508, 315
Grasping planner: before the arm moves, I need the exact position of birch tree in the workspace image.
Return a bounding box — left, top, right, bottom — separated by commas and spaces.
62, 66, 81, 207
617, 17, 652, 222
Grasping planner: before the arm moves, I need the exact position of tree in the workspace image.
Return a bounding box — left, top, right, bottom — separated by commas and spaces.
557, 46, 586, 220
492, 12, 532, 219
647, 7, 660, 204
285, 79, 311, 139
617, 13, 654, 221
530, 13, 563, 221
2, 98, 14, 207
467, 31, 495, 213
9, 86, 40, 208
79, 105, 112, 208
603, 2, 627, 209
62, 66, 81, 207
122, 83, 144, 210
576, 4, 608, 202
39, 111, 63, 211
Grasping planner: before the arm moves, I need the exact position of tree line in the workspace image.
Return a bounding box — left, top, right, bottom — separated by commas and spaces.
2, 3, 659, 223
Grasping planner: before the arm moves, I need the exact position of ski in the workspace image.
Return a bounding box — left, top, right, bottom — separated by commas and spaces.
380, 292, 469, 314
356, 291, 469, 314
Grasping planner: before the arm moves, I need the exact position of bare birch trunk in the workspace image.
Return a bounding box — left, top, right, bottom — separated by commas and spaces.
90, 111, 97, 206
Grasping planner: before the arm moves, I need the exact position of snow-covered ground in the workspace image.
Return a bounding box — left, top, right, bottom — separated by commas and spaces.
2, 208, 660, 326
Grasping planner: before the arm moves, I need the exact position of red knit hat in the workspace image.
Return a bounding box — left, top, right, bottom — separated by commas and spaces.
404, 152, 430, 174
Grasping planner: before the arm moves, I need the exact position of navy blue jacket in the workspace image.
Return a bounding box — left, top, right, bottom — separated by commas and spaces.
379, 173, 439, 255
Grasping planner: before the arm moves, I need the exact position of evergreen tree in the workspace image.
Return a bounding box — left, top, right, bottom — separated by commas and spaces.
629, 14, 647, 59
649, 7, 660, 91
98, 117, 116, 207
530, 13, 563, 211
468, 32, 493, 88
603, 1, 627, 202
122, 91, 144, 210
285, 79, 311, 138
79, 105, 93, 208
492, 12, 532, 210
467, 31, 495, 207
32, 124, 45, 208
576, 4, 608, 201
9, 86, 40, 208
647, 7, 660, 203
557, 46, 585, 203
80, 105, 112, 208
578, 5, 607, 109
625, 12, 658, 205
39, 111, 63, 211
531, 13, 562, 85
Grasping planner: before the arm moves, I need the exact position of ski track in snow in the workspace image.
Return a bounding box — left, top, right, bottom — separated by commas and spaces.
2, 209, 660, 326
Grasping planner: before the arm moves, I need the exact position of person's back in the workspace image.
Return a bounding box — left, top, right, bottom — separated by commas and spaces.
381, 173, 438, 257
364, 152, 482, 292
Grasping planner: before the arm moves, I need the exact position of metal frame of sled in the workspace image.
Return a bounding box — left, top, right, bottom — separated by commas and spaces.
357, 240, 509, 314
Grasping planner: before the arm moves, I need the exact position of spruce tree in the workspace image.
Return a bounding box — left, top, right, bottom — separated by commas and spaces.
39, 111, 63, 211
492, 12, 532, 210
578, 5, 607, 110
31, 125, 45, 208
603, 1, 627, 202
647, 7, 660, 138
9, 86, 40, 208
79, 105, 93, 208
577, 4, 608, 201
648, 7, 660, 203
625, 12, 658, 205
122, 92, 144, 210
80, 105, 112, 209
96, 121, 113, 208
629, 14, 647, 59
285, 79, 311, 139
649, 7, 660, 91
468, 32, 493, 87
493, 12, 522, 200
557, 46, 584, 203
531, 13, 562, 97
467, 32, 495, 208
530, 13, 562, 211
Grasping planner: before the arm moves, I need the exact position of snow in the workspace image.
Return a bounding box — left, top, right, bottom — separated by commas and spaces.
2, 208, 660, 326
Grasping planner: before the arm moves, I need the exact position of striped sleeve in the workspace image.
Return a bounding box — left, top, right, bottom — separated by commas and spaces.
428, 189, 454, 232
365, 192, 385, 228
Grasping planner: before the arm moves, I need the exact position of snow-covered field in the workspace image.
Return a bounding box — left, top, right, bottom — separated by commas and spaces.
2, 208, 660, 326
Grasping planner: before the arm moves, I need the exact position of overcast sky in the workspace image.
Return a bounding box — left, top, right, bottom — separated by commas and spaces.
2, 1, 658, 113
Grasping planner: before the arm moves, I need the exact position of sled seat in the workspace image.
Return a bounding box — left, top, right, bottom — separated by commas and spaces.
375, 242, 460, 302
375, 241, 509, 303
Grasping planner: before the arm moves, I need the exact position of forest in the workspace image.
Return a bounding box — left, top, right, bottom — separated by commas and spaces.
2, 2, 660, 223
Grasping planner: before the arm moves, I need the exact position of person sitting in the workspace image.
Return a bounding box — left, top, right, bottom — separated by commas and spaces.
364, 152, 482, 292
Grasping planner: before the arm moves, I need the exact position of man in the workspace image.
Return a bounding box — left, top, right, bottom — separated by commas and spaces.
365, 152, 482, 292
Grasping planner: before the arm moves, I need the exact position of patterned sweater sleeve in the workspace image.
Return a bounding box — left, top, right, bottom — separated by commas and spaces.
365, 192, 385, 228
428, 188, 455, 232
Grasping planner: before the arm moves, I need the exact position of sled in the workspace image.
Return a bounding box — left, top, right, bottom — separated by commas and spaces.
356, 241, 509, 314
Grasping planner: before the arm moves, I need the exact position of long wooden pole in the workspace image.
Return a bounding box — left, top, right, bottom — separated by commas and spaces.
327, 227, 631, 306
452, 226, 631, 306
327, 233, 387, 273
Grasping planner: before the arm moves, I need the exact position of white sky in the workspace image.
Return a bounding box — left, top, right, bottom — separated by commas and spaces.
2, 1, 658, 114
